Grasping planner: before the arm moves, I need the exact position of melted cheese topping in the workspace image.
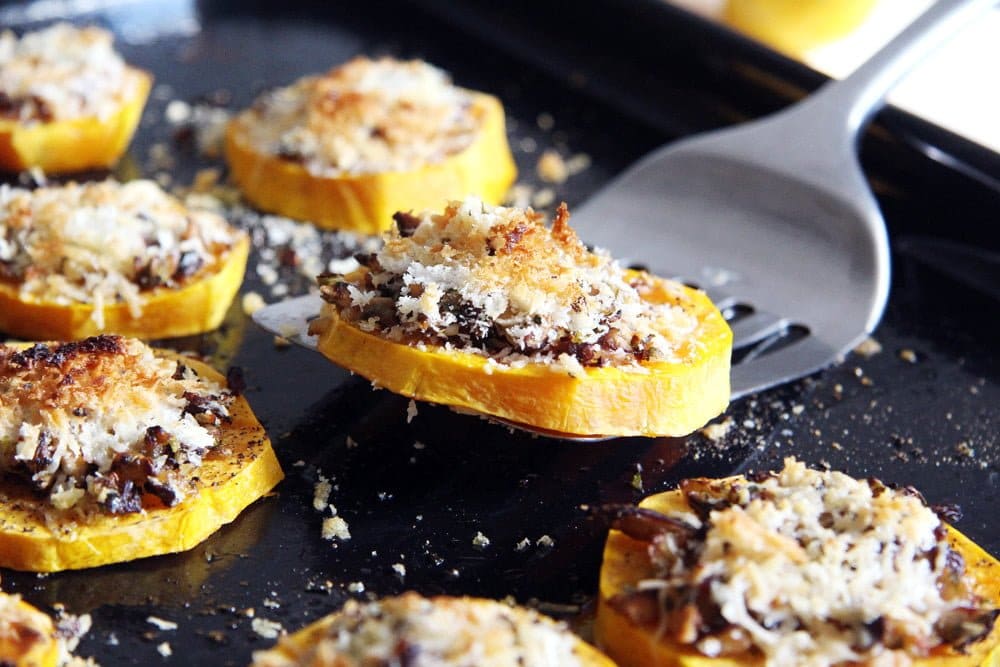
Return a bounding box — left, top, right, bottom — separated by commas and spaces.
0, 179, 242, 328
241, 56, 479, 175
0, 336, 230, 514
252, 593, 585, 667
645, 458, 991, 667
0, 23, 135, 122
319, 198, 700, 371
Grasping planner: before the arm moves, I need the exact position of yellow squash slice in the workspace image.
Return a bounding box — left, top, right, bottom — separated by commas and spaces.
0, 179, 249, 341
0, 234, 249, 342
310, 200, 731, 438
595, 466, 1000, 667
224, 58, 517, 234
250, 592, 615, 667
0, 67, 151, 175
0, 593, 59, 667
0, 343, 283, 572
312, 274, 730, 437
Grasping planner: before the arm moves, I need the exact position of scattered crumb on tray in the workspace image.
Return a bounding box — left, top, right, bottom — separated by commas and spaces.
251, 618, 283, 640
322, 516, 351, 541
853, 336, 882, 358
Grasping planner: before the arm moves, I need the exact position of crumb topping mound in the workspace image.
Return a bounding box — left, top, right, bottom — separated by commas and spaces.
614, 458, 999, 666
243, 56, 479, 175
317, 198, 700, 371
253, 593, 586, 667
0, 336, 232, 515
0, 179, 243, 327
0, 23, 135, 123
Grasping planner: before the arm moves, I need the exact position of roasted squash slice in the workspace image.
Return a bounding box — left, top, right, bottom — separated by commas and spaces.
0, 67, 151, 175
250, 592, 615, 667
595, 466, 1000, 667
723, 0, 878, 57
309, 199, 731, 438
312, 274, 730, 437
224, 57, 516, 233
0, 179, 249, 341
0, 342, 283, 572
0, 593, 59, 667
0, 234, 249, 342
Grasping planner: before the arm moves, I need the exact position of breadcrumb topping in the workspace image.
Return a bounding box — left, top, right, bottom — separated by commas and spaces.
317, 198, 700, 371
251, 593, 586, 667
613, 458, 998, 667
0, 336, 232, 514
239, 56, 478, 175
0, 179, 243, 328
0, 23, 138, 122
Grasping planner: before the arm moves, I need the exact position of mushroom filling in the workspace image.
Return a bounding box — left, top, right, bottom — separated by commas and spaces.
316, 198, 701, 371
607, 458, 998, 667
0, 336, 232, 515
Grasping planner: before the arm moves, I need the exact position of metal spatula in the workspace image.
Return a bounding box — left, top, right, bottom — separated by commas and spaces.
568, 0, 995, 399
252, 0, 992, 436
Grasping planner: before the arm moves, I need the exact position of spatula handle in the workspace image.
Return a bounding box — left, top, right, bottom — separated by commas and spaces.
806, 0, 996, 140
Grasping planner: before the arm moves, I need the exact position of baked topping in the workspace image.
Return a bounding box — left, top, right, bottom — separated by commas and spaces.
0, 336, 232, 515
316, 198, 701, 372
0, 179, 242, 328
241, 56, 479, 175
607, 458, 999, 667
0, 23, 136, 123
252, 593, 586, 667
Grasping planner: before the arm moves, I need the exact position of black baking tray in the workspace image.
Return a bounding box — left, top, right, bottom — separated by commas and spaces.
1, 1, 998, 665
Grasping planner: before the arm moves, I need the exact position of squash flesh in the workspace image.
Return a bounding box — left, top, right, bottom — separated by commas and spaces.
0, 595, 59, 667
0, 68, 151, 174
0, 354, 284, 572
314, 276, 731, 438
595, 487, 1000, 667
224, 92, 517, 233
0, 234, 249, 341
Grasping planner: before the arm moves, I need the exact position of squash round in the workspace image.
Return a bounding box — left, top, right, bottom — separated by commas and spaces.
0, 594, 59, 667
0, 234, 249, 341
312, 275, 731, 438
251, 593, 615, 667
224, 92, 517, 234
595, 486, 1000, 667
0, 67, 152, 174
0, 353, 284, 572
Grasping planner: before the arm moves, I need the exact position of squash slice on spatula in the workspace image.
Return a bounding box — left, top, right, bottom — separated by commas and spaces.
254, 199, 732, 440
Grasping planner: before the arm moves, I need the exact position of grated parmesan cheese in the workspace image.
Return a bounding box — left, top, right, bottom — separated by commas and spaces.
317, 198, 702, 370
249, 593, 586, 667
0, 336, 231, 514
0, 179, 243, 327
238, 56, 478, 176
632, 458, 998, 666
0, 23, 138, 123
